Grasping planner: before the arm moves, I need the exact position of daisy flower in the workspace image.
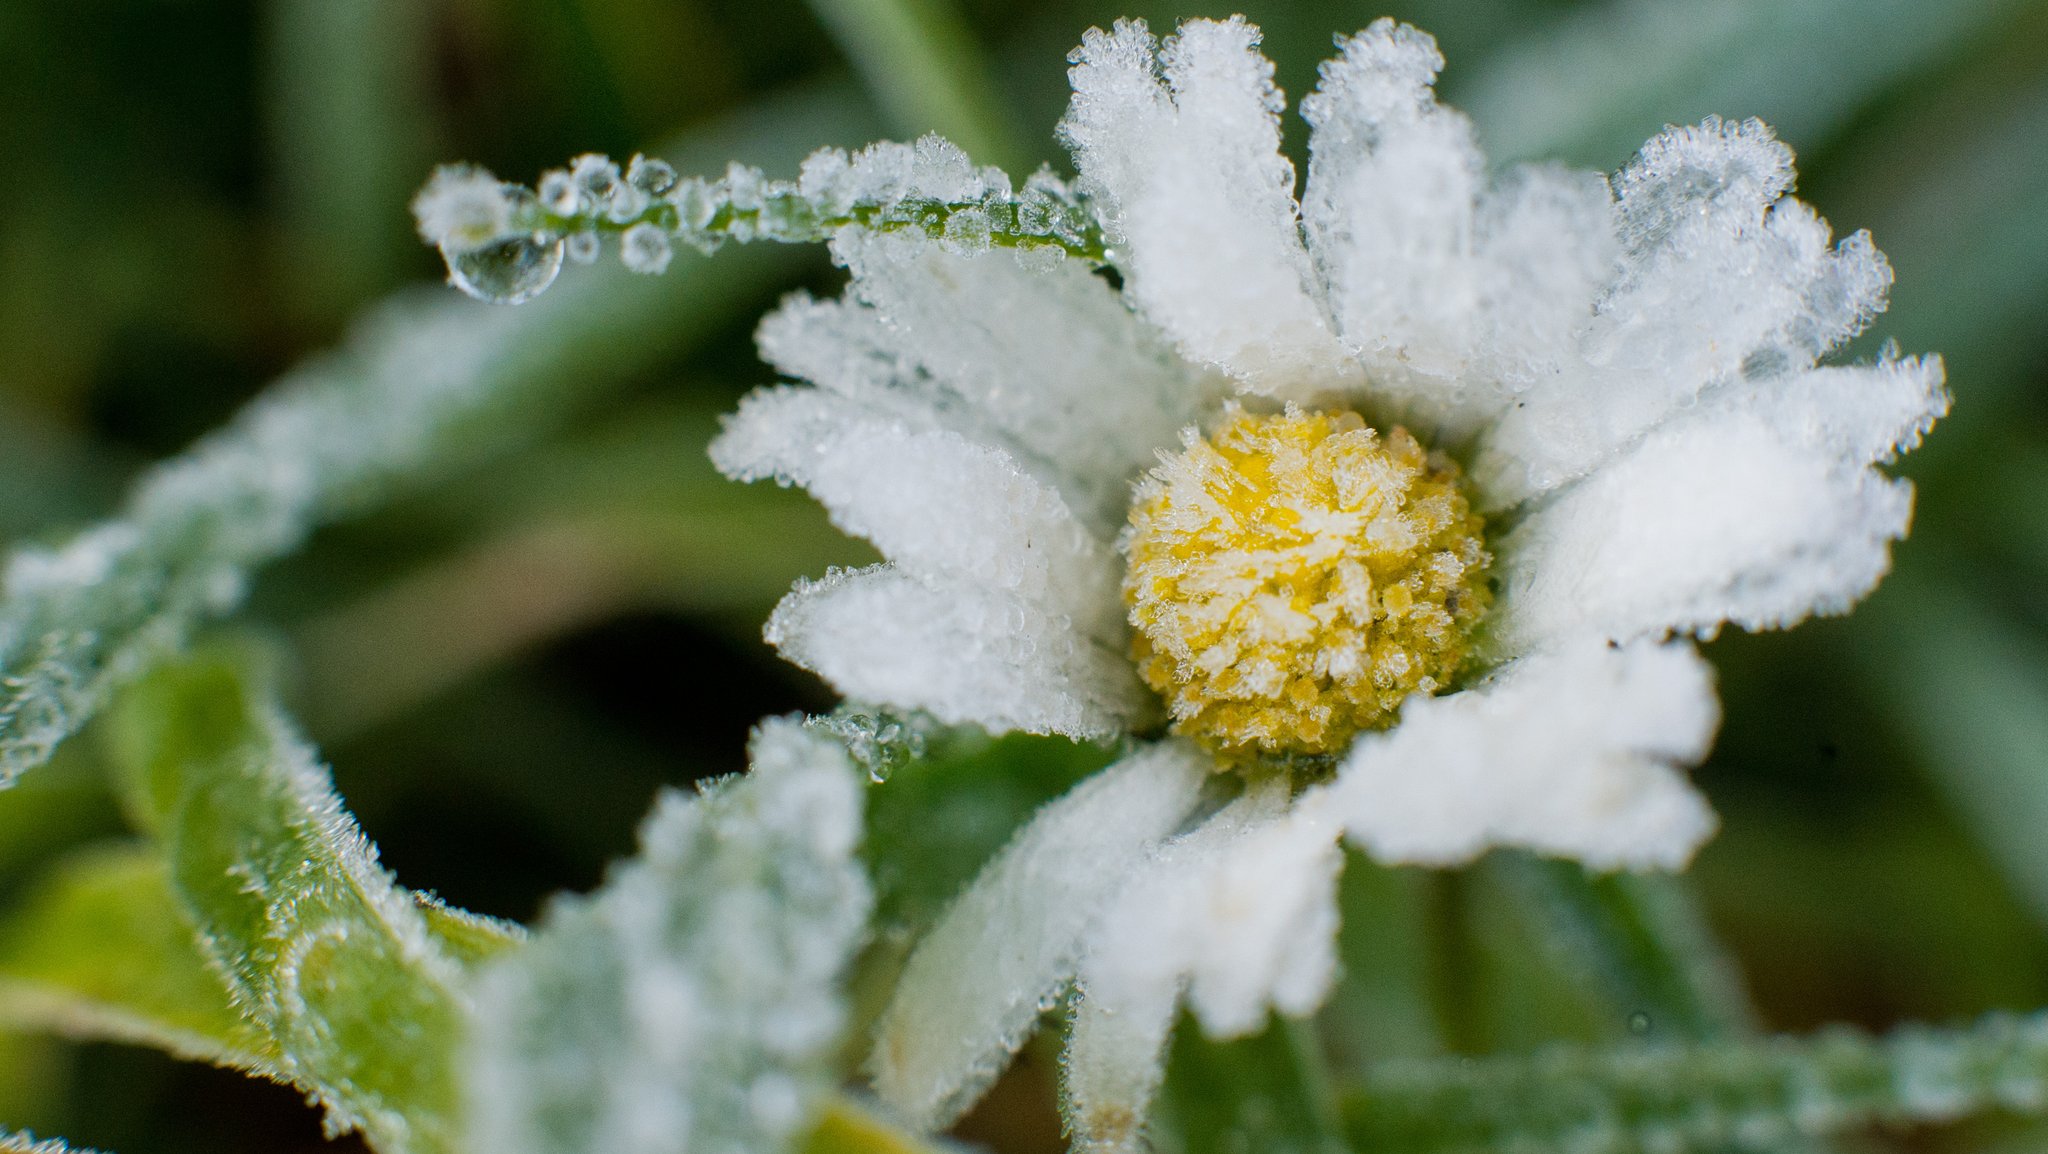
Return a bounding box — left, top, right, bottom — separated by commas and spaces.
702, 15, 1947, 1147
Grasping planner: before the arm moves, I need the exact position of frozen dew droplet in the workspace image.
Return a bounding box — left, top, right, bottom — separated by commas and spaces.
941, 208, 993, 255
621, 222, 674, 275
628, 153, 678, 197
538, 168, 580, 215
445, 232, 566, 304
1628, 1011, 1653, 1035
565, 230, 601, 265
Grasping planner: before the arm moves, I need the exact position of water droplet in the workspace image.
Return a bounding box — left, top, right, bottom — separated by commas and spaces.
1628, 1010, 1652, 1035
444, 232, 565, 304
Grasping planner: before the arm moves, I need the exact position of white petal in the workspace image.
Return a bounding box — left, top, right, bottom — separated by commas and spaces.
1326, 638, 1720, 871
1060, 18, 1353, 392
869, 743, 1208, 1132
813, 230, 1220, 530
1489, 353, 1947, 652
711, 386, 1122, 636
1078, 780, 1344, 1039
1476, 118, 1895, 506
764, 566, 1150, 740
1063, 783, 1305, 1153
1300, 21, 1618, 439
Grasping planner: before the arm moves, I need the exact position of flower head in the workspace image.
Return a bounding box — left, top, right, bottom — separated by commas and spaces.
709, 14, 1946, 1143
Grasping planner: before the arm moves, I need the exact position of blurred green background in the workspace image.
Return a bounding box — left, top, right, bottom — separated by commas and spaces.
0, 0, 2044, 1150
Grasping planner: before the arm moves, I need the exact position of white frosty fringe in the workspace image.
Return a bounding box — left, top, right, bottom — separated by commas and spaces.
765, 566, 1152, 739
712, 386, 1123, 639
869, 742, 1207, 1132
828, 231, 1220, 531
465, 719, 869, 1154
1326, 639, 1720, 870
1490, 354, 1946, 652
1300, 21, 1618, 440
1060, 17, 1353, 392
1475, 117, 1894, 506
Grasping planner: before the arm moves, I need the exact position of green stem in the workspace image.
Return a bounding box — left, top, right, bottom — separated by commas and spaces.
1484, 854, 1756, 1041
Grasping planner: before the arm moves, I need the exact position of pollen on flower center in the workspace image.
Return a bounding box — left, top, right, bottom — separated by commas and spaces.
1121, 404, 1491, 758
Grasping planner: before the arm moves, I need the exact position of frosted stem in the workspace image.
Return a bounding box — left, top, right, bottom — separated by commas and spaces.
414, 137, 1109, 304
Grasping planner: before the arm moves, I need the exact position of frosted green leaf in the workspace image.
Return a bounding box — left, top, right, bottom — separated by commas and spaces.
0, 841, 278, 1075
1345, 1011, 2048, 1154
0, 81, 878, 789
463, 717, 870, 1154
109, 653, 508, 1154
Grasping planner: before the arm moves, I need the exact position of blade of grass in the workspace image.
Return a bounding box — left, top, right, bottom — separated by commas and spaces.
0, 82, 879, 788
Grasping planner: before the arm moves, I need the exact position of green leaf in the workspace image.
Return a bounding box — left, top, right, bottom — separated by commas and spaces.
106, 652, 471, 1154
1344, 1010, 2048, 1154
0, 841, 277, 1076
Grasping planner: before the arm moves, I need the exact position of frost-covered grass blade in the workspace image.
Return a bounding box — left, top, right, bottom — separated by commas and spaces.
0, 84, 878, 791
1346, 1011, 2048, 1154
462, 717, 870, 1154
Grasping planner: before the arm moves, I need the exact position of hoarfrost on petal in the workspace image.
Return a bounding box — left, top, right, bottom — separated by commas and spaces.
464, 719, 869, 1154
870, 742, 1208, 1132
1489, 353, 1946, 651
823, 230, 1220, 531
711, 387, 1123, 639
1064, 782, 1344, 1152
1060, 18, 1352, 392
1476, 118, 1895, 506
1328, 639, 1720, 871
1301, 21, 1617, 438
764, 566, 1152, 740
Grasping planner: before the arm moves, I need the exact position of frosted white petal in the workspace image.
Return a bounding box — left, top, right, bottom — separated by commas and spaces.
1062, 786, 1284, 1154
1476, 118, 1895, 506
1064, 782, 1346, 1151
1300, 21, 1618, 439
819, 229, 1220, 529
1327, 639, 1719, 870
870, 743, 1207, 1132
765, 566, 1150, 739
465, 719, 869, 1154
712, 387, 1122, 638
1490, 353, 1946, 651
1060, 18, 1352, 392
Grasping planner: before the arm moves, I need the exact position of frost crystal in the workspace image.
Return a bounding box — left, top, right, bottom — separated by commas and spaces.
410, 164, 515, 252
465, 719, 869, 1154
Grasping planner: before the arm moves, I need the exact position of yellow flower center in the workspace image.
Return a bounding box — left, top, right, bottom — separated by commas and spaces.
1120, 405, 1490, 758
